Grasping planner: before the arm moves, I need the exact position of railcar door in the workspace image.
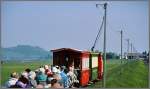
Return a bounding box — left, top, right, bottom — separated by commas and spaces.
80, 57, 90, 86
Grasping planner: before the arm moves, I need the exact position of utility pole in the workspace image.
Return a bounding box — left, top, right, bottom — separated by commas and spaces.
126, 39, 130, 54
126, 39, 130, 60
96, 3, 107, 88
133, 45, 136, 53
103, 3, 107, 88
121, 30, 123, 60
131, 43, 132, 59
120, 30, 123, 63
119, 30, 123, 74
133, 44, 136, 59
133, 46, 135, 53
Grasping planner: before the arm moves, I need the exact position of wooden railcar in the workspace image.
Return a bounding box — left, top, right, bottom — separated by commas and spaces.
51, 48, 103, 87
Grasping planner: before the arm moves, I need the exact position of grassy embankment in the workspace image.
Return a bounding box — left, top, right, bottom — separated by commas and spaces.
88, 59, 149, 88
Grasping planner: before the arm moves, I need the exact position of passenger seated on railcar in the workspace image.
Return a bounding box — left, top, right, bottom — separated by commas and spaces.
60, 66, 69, 88
67, 66, 79, 88
74, 64, 81, 79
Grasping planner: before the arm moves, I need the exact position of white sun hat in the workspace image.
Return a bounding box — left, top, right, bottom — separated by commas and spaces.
28, 71, 36, 79
52, 67, 58, 73
39, 68, 45, 74
21, 71, 28, 79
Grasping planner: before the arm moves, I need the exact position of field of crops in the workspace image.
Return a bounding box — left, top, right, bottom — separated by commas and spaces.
1, 59, 149, 88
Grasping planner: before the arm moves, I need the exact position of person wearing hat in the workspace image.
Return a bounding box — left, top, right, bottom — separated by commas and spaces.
52, 66, 58, 74
5, 72, 19, 88
36, 68, 47, 86
28, 71, 37, 88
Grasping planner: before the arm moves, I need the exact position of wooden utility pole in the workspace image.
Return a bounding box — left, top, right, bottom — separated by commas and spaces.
126, 39, 130, 54
126, 39, 130, 59
103, 3, 107, 88
119, 30, 123, 75
121, 30, 123, 63
131, 43, 132, 59
96, 3, 107, 88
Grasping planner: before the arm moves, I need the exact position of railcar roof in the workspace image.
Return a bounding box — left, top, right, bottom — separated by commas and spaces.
51, 48, 89, 53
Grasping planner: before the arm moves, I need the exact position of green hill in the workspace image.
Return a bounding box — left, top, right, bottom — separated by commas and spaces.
1, 45, 51, 60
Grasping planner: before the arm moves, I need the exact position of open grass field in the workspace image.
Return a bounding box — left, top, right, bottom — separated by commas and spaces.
1, 59, 149, 88
1, 59, 52, 86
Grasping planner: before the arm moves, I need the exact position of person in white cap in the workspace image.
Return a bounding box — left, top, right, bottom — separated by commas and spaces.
28, 71, 37, 88
52, 66, 58, 74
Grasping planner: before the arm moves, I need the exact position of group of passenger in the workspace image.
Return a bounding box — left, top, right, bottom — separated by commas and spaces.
5, 64, 80, 88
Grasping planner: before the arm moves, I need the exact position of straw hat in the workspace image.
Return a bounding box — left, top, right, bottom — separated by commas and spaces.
10, 72, 19, 78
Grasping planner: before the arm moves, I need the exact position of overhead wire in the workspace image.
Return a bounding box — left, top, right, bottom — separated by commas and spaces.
91, 15, 105, 51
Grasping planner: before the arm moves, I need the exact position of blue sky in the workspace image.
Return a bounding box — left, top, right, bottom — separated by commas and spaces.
1, 1, 149, 54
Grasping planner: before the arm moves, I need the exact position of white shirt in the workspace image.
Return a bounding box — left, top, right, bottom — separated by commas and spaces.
6, 78, 18, 88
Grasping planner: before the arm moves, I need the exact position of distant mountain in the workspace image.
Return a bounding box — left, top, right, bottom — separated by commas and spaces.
1, 45, 52, 60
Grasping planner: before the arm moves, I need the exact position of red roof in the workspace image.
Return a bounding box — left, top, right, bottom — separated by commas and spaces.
51, 48, 89, 53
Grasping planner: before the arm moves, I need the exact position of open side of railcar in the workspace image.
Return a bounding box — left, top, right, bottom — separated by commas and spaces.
51, 48, 90, 87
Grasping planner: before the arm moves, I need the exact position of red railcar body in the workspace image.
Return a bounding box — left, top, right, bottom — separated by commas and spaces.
51, 48, 90, 87
51, 48, 103, 86
98, 53, 103, 80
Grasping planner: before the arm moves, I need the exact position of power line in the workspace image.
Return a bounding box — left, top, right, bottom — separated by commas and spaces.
91, 16, 104, 51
